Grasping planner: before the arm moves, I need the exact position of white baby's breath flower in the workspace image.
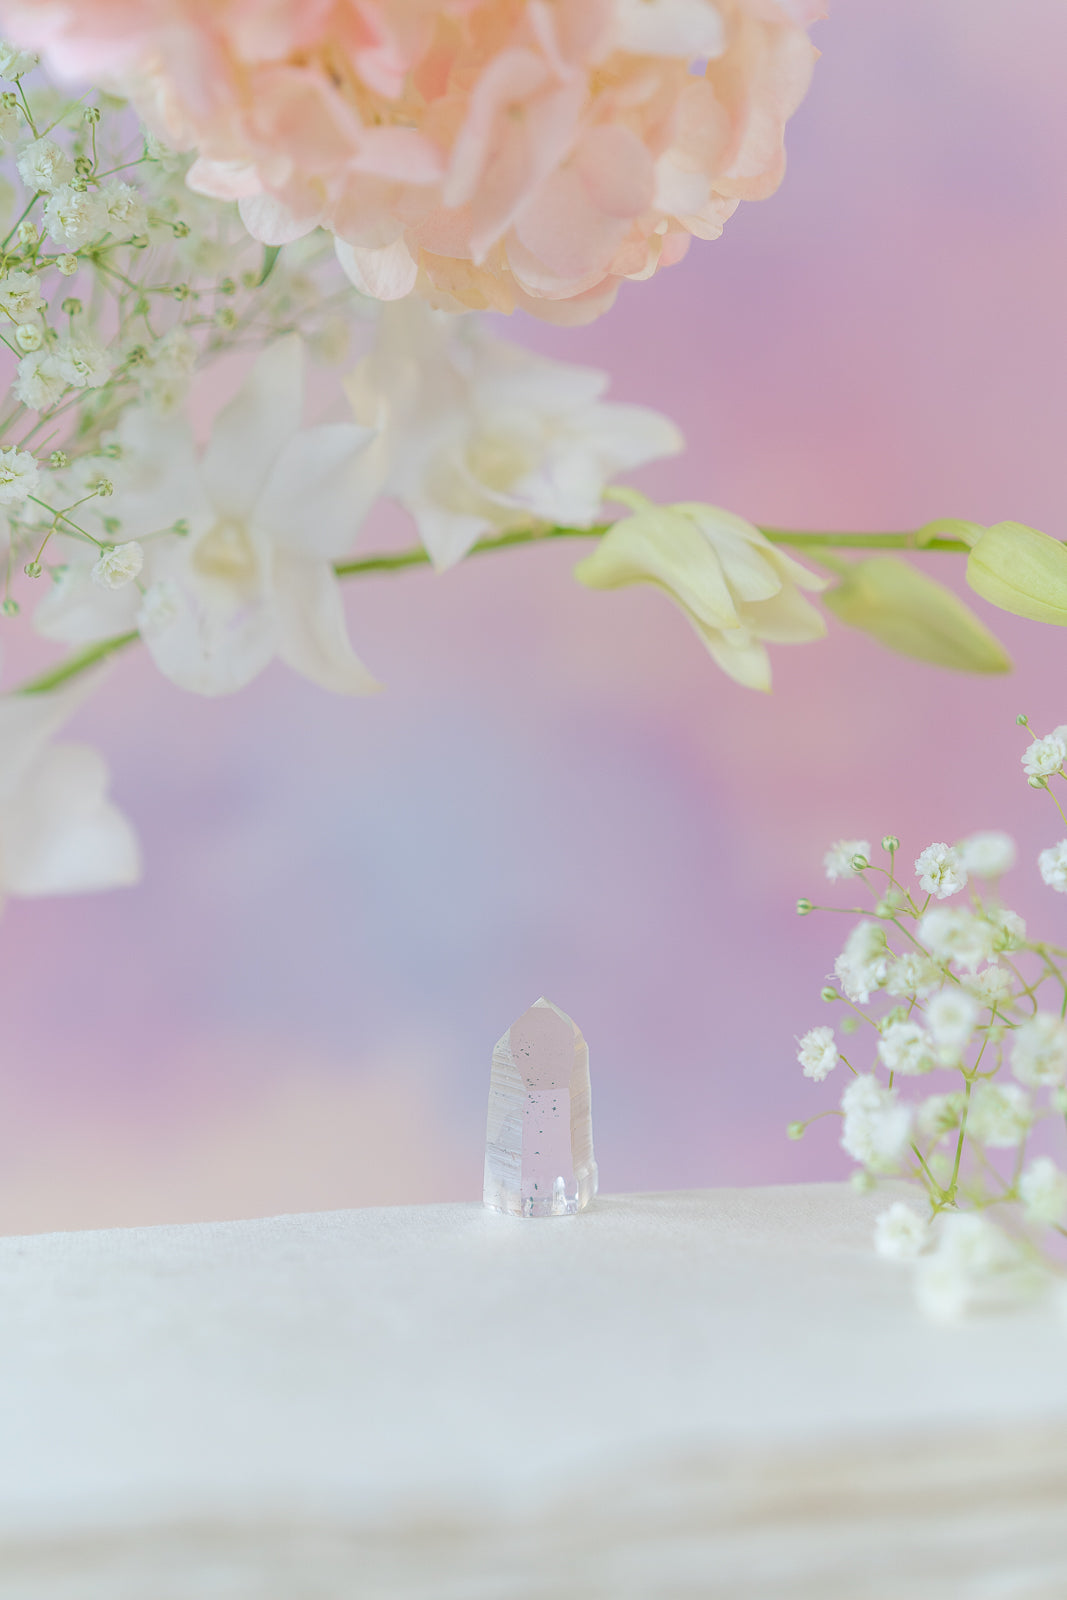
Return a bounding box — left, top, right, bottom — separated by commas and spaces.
14, 320, 42, 352
968, 1081, 1032, 1148
840, 1074, 913, 1173
925, 989, 978, 1061
52, 335, 112, 391
885, 952, 942, 999
1022, 732, 1067, 778
1019, 1157, 1067, 1226
918, 906, 997, 973
137, 326, 198, 412
877, 1019, 935, 1076
0, 268, 43, 323
874, 1202, 929, 1262
796, 1025, 837, 1082
100, 180, 147, 241
16, 136, 73, 195
0, 445, 38, 505
13, 349, 64, 411
917, 1091, 964, 1143
915, 842, 966, 899
962, 965, 1014, 1008
823, 839, 869, 881
958, 831, 1016, 878
56, 253, 78, 276
988, 907, 1026, 953
915, 1213, 1032, 1322
1016, 1017, 1067, 1089
91, 542, 144, 591
833, 921, 890, 1004
1012, 1013, 1067, 1087
1038, 841, 1067, 893
0, 42, 38, 79
43, 185, 107, 249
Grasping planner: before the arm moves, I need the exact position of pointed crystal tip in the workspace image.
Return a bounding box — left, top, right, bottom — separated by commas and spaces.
483, 997, 598, 1217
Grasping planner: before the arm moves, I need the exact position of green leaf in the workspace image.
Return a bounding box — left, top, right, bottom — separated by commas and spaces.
257, 245, 281, 287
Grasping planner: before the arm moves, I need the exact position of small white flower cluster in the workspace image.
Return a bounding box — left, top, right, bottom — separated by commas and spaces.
796, 751, 1067, 1319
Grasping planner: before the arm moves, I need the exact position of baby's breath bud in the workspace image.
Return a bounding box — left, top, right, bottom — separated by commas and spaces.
14, 322, 42, 352
241, 270, 258, 289
796, 898, 814, 916
172, 517, 189, 536
129, 235, 149, 250
2, 597, 19, 616
16, 220, 37, 247
126, 343, 146, 365
49, 450, 68, 468
23, 560, 41, 578
61, 297, 82, 316
840, 1015, 860, 1034
1, 93, 16, 111
881, 835, 899, 854
218, 276, 236, 296
215, 306, 237, 330
820, 986, 838, 1003
102, 516, 120, 534
84, 105, 102, 125
1028, 776, 1046, 790
100, 442, 122, 459
74, 155, 92, 178
70, 175, 89, 193
786, 1121, 806, 1141
172, 220, 190, 238
95, 478, 114, 497
875, 899, 895, 919
1016, 713, 1029, 726
56, 254, 78, 276
850, 852, 870, 873
881, 1006, 909, 1028
851, 1169, 876, 1194
1053, 1086, 1067, 1116
172, 283, 190, 301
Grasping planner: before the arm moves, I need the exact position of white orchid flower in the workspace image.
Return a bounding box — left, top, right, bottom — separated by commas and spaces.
345, 300, 683, 571
0, 677, 140, 903
38, 336, 384, 697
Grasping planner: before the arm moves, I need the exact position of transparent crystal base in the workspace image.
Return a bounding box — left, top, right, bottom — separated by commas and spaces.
483, 998, 598, 1218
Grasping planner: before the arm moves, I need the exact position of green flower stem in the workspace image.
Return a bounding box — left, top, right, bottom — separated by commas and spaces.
10, 520, 970, 697
333, 521, 610, 579
17, 631, 140, 694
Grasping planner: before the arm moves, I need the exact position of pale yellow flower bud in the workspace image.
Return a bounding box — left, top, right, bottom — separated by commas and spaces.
824, 556, 1010, 674
966, 521, 1067, 626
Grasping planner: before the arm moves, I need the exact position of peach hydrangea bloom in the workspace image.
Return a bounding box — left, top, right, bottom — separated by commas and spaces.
3, 0, 822, 323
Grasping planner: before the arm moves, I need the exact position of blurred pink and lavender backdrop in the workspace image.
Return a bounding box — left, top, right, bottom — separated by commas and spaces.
4, 0, 1067, 1230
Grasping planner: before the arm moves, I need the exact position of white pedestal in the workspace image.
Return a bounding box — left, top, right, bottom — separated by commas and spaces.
2, 1183, 1065, 1595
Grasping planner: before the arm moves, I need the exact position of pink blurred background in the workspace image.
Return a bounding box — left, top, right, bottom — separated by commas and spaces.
4, 0, 1067, 1231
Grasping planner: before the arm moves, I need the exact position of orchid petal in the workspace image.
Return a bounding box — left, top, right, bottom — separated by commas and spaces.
274, 553, 380, 696
1, 742, 141, 895
201, 336, 304, 521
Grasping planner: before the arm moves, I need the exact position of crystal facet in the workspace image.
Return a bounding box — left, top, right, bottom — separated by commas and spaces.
483, 997, 598, 1217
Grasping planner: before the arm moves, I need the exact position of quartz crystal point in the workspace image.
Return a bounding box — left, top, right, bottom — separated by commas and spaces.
483, 997, 598, 1217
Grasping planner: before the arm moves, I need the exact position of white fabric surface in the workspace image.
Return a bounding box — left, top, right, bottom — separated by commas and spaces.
1, 1183, 1066, 1596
